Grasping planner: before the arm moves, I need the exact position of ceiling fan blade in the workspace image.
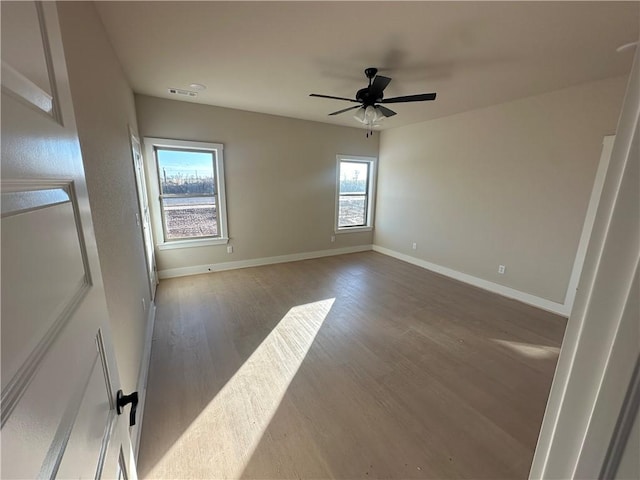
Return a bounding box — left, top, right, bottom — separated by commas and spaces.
370, 75, 392, 96
376, 105, 397, 117
381, 93, 437, 104
329, 105, 362, 116
310, 93, 359, 103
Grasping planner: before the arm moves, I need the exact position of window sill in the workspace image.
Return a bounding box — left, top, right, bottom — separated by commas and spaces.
335, 226, 373, 234
157, 237, 229, 251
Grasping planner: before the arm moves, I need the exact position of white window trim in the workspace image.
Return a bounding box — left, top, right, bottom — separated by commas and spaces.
157, 237, 228, 250
335, 154, 377, 234
143, 137, 229, 249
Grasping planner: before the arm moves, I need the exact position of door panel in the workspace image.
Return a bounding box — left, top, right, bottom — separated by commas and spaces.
56, 339, 112, 479
1, 300, 108, 478
1, 1, 57, 118
1, 1, 136, 477
1, 183, 88, 395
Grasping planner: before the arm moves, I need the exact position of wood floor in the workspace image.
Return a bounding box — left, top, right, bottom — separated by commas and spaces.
137, 252, 566, 479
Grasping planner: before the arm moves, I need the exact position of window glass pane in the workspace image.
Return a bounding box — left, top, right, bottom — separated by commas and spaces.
157, 149, 215, 195
338, 195, 366, 227
163, 197, 217, 239
339, 161, 368, 195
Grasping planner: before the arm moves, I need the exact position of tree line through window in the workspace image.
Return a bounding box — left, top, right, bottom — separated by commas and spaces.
338, 159, 372, 228
156, 148, 218, 240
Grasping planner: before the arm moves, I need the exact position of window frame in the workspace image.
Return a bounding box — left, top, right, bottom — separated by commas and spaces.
335, 154, 377, 234
143, 137, 229, 250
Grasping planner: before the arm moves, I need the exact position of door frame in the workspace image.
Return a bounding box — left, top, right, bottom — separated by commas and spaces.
529, 47, 639, 479
129, 127, 158, 299
561, 135, 615, 315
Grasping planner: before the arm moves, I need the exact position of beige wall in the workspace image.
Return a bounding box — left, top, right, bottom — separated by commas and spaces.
375, 76, 627, 304
57, 2, 150, 393
135, 95, 378, 272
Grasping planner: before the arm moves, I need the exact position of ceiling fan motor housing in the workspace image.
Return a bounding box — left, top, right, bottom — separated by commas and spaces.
356, 87, 383, 105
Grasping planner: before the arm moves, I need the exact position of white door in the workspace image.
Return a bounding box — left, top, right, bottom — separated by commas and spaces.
1, 2, 137, 478
131, 131, 158, 298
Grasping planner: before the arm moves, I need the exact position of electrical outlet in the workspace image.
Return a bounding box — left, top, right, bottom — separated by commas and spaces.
498, 265, 506, 274
227, 245, 233, 254
330, 235, 336, 243
412, 242, 417, 250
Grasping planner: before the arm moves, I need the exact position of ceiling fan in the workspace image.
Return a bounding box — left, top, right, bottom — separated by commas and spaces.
310, 67, 437, 136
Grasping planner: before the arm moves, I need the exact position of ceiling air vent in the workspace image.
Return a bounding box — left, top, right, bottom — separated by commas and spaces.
168, 88, 197, 97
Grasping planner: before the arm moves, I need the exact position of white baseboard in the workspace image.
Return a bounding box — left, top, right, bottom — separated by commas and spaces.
157, 243, 568, 315
372, 245, 569, 317
158, 245, 373, 279
131, 300, 156, 461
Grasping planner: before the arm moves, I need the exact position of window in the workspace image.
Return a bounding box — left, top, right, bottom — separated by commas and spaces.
144, 138, 228, 248
336, 155, 376, 232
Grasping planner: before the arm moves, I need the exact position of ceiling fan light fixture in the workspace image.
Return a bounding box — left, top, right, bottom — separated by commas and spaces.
354, 105, 385, 126
374, 107, 386, 123
364, 105, 377, 124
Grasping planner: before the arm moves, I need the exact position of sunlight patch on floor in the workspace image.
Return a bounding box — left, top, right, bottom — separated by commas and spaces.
492, 338, 560, 360
147, 298, 335, 479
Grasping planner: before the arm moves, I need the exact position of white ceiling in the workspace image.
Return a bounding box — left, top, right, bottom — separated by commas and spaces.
95, 1, 639, 130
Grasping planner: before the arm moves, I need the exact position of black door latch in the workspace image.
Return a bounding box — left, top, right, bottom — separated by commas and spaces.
116, 389, 139, 427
